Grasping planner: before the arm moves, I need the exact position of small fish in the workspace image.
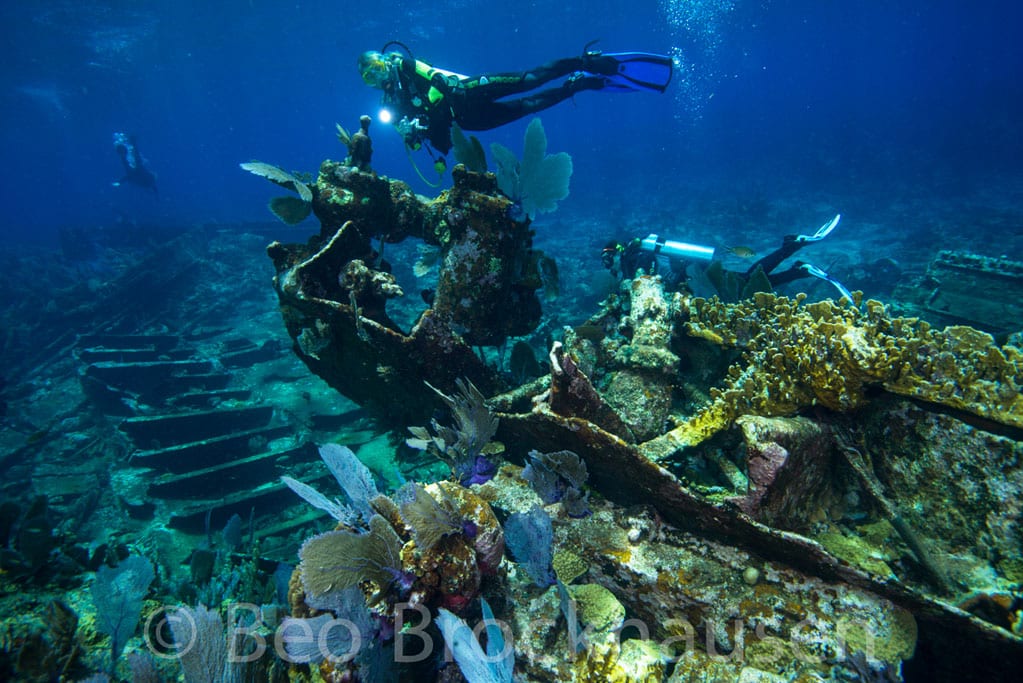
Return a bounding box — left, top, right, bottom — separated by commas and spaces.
573, 324, 606, 342
413, 244, 441, 278
724, 245, 757, 259
26, 429, 49, 445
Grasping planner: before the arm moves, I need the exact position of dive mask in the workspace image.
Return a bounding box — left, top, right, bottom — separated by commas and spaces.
359, 51, 394, 88
601, 244, 619, 270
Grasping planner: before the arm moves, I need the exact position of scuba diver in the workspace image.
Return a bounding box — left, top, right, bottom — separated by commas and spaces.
601, 214, 854, 302
112, 132, 157, 195
358, 41, 673, 173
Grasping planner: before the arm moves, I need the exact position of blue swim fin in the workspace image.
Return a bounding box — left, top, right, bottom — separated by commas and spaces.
602, 52, 674, 93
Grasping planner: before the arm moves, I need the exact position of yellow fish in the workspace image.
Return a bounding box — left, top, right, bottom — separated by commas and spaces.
725, 245, 757, 259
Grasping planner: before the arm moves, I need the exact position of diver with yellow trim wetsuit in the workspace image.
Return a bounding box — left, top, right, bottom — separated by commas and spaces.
358, 41, 673, 169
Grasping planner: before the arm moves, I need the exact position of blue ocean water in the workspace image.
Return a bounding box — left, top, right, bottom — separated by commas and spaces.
1, 0, 1021, 252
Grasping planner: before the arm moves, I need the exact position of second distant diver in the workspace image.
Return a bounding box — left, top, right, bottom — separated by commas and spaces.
358, 42, 673, 169
602, 214, 854, 302
112, 132, 157, 195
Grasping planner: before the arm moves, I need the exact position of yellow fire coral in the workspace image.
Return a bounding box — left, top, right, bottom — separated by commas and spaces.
642, 292, 1022, 460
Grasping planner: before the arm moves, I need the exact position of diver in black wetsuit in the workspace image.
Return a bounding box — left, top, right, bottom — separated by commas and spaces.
358, 42, 673, 171
112, 132, 157, 195
601, 214, 853, 301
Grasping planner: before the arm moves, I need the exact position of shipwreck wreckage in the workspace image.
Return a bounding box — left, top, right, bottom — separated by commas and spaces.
249, 153, 1023, 678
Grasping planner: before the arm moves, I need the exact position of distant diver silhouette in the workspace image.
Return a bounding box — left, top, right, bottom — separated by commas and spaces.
112, 132, 157, 195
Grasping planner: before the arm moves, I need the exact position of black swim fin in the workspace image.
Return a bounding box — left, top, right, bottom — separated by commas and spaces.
601, 52, 674, 93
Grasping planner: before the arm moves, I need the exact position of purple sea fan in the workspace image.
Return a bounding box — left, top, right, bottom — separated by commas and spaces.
462, 454, 497, 486
471, 505, 505, 576
281, 443, 380, 526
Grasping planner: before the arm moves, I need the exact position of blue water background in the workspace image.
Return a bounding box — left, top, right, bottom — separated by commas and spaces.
1, 0, 1021, 250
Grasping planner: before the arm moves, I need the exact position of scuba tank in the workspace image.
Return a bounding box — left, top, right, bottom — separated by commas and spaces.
633, 234, 715, 288
639, 234, 715, 263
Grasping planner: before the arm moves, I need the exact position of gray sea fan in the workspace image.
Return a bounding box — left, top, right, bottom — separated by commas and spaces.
281, 585, 383, 669
395, 483, 462, 551
432, 378, 498, 458
92, 555, 154, 672
527, 449, 588, 490
280, 613, 349, 664
127, 652, 161, 683
407, 378, 499, 481
490, 143, 522, 203
239, 161, 312, 201
269, 195, 312, 225
452, 123, 488, 172
521, 453, 560, 504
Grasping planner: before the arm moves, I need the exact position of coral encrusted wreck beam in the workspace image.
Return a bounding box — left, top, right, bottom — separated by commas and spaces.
266, 162, 546, 423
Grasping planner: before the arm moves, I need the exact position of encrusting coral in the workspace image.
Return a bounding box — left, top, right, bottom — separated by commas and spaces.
642, 291, 1023, 459
604, 274, 680, 441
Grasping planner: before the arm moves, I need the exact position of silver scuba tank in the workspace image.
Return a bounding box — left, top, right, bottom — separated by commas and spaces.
639, 235, 716, 263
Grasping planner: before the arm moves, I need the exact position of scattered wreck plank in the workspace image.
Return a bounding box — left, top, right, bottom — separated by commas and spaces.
129, 424, 291, 472
119, 405, 274, 448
